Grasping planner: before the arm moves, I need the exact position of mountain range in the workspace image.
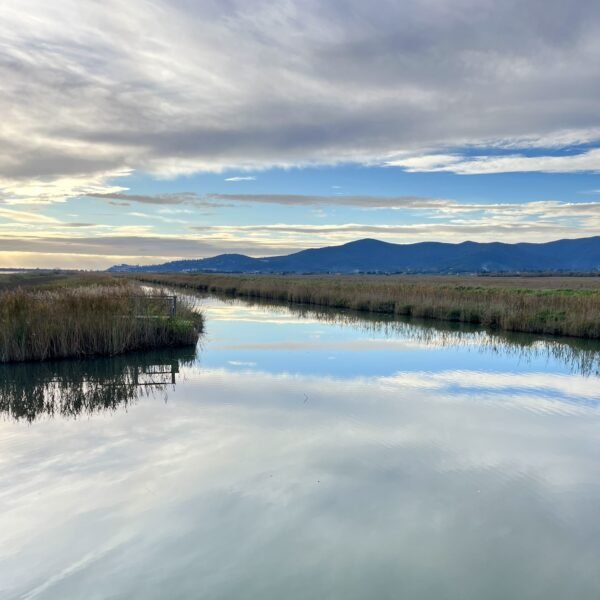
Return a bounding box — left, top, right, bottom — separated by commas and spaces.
108, 236, 600, 274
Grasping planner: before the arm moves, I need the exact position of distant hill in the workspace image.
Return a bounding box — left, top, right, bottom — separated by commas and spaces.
108, 236, 600, 274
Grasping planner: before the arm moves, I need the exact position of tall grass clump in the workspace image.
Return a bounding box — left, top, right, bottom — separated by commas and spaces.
132, 273, 600, 339
0, 284, 203, 362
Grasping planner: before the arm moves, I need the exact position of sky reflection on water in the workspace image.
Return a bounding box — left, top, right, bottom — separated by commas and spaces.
1, 297, 599, 599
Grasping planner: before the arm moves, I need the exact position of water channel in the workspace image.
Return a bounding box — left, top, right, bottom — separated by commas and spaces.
1, 296, 600, 599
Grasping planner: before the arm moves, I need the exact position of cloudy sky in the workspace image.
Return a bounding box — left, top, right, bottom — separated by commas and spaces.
1, 0, 600, 268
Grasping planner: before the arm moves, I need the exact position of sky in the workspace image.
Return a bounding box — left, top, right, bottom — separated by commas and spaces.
1, 0, 600, 269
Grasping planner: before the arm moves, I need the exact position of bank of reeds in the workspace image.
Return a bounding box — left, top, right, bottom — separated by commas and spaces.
133, 274, 600, 339
0, 284, 203, 362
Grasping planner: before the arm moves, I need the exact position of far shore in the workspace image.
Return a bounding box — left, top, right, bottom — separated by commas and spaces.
131, 272, 600, 340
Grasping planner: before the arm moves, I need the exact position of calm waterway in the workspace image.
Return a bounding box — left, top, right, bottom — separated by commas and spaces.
1, 296, 600, 599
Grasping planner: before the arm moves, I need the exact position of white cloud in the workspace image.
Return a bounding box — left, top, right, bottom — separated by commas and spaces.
0, 207, 62, 224
388, 149, 600, 174
224, 176, 257, 182
387, 154, 463, 171
0, 172, 130, 205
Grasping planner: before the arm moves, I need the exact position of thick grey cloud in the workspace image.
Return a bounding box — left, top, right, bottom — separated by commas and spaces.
2, 0, 600, 194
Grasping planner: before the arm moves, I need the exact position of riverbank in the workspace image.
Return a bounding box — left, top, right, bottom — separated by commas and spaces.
0, 283, 203, 362
131, 273, 600, 339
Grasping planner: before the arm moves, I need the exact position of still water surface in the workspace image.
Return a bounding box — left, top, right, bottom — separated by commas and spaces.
1, 296, 600, 599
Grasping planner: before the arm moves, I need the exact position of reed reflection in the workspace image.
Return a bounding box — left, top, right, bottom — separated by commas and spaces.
209, 295, 600, 376
0, 348, 196, 422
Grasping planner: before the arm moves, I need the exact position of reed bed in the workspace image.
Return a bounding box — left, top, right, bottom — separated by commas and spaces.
0, 284, 203, 362
133, 274, 600, 339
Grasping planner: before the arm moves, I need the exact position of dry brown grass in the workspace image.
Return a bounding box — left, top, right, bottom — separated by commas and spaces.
133, 273, 600, 339
0, 283, 203, 362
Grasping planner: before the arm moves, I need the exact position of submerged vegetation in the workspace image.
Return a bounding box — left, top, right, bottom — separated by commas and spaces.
133, 273, 600, 339
0, 282, 203, 363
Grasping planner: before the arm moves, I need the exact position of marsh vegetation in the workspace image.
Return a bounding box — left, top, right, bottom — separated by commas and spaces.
0, 281, 203, 363
133, 273, 600, 339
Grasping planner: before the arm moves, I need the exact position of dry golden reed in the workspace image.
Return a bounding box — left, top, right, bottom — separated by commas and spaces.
0, 284, 202, 362
133, 274, 600, 339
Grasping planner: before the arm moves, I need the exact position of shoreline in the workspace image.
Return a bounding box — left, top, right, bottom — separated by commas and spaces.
131, 273, 600, 340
